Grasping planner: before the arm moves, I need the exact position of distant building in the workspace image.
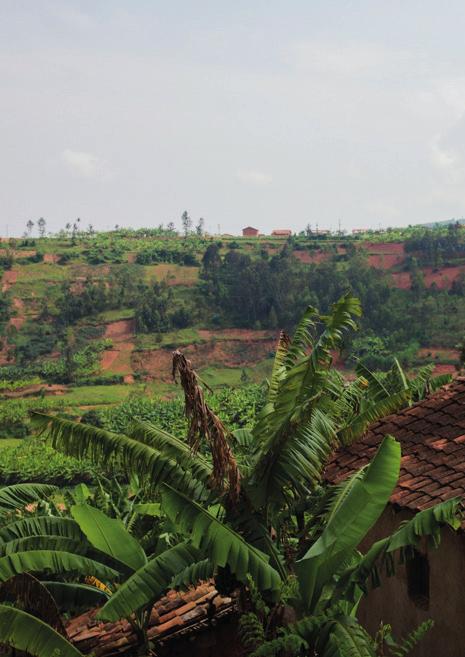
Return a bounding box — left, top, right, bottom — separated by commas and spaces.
352, 228, 366, 234
271, 229, 292, 237
242, 226, 259, 237
314, 229, 331, 236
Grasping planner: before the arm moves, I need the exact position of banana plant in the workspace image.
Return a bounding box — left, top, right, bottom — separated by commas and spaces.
32, 295, 462, 655
0, 499, 175, 654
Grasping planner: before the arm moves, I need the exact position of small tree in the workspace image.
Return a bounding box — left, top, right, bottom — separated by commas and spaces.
195, 217, 204, 236
26, 219, 34, 236
37, 217, 46, 238
181, 211, 192, 237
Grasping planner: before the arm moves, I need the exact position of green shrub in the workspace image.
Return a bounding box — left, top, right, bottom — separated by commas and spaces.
75, 374, 124, 386
0, 438, 98, 485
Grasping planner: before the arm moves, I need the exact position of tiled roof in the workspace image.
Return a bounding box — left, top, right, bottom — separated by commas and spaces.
325, 377, 465, 512
66, 583, 236, 656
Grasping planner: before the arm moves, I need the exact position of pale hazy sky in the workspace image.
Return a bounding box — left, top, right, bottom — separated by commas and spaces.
3, 1, 465, 236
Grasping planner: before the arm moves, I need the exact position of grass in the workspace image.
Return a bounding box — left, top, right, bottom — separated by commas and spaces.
98, 308, 135, 322
199, 359, 273, 387
15, 263, 70, 282
135, 327, 201, 350
144, 264, 199, 286
0, 438, 23, 449
12, 262, 71, 299
60, 384, 135, 407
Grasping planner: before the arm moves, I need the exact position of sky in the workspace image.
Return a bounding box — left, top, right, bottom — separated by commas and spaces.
3, 1, 465, 236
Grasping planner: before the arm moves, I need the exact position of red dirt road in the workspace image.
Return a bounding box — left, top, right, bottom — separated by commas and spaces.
104, 319, 135, 342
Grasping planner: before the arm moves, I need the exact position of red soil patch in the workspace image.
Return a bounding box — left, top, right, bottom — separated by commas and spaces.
0, 346, 13, 366
104, 320, 135, 342
126, 252, 137, 264
100, 342, 135, 375
2, 384, 67, 399
392, 265, 465, 290
367, 253, 404, 269
390, 272, 411, 289
43, 253, 59, 264
9, 298, 25, 330
133, 337, 277, 382
100, 350, 120, 370
423, 266, 465, 289
432, 364, 457, 375
1, 270, 17, 292
418, 347, 459, 360
12, 250, 36, 258
8, 318, 23, 329
365, 242, 405, 254
293, 251, 331, 264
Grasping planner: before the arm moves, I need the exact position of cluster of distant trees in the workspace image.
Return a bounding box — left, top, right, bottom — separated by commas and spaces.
405, 223, 465, 266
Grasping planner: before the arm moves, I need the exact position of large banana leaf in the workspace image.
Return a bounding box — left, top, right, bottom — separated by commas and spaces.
43, 581, 110, 611
162, 485, 281, 597
248, 409, 338, 509
249, 295, 360, 509
32, 413, 206, 499
0, 516, 83, 542
0, 550, 119, 583
0, 535, 85, 557
170, 558, 215, 589
266, 330, 292, 405
126, 421, 212, 485
338, 390, 410, 445
283, 305, 319, 370
71, 503, 146, 571
316, 617, 376, 657
0, 604, 83, 657
98, 542, 200, 621
296, 436, 401, 611
0, 483, 57, 515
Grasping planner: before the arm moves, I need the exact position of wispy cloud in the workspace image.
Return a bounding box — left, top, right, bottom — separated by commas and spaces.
62, 149, 113, 181
236, 169, 272, 186
289, 41, 418, 78
49, 4, 95, 30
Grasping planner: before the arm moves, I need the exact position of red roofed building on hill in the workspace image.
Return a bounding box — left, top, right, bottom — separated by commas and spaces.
242, 226, 259, 237
326, 377, 465, 657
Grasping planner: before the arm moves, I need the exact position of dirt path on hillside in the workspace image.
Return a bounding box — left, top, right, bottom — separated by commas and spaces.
104, 319, 136, 342
2, 384, 67, 398
1, 270, 17, 292
9, 298, 25, 329
100, 342, 135, 374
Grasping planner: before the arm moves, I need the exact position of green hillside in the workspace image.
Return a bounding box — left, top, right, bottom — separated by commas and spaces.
1, 221, 464, 437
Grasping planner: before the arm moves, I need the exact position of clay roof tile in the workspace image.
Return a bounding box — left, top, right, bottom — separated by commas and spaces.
326, 377, 465, 512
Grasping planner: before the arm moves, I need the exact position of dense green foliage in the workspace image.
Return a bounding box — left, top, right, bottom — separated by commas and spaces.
97, 384, 264, 434
3, 223, 465, 385
0, 440, 97, 485
29, 296, 459, 656
405, 223, 465, 266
